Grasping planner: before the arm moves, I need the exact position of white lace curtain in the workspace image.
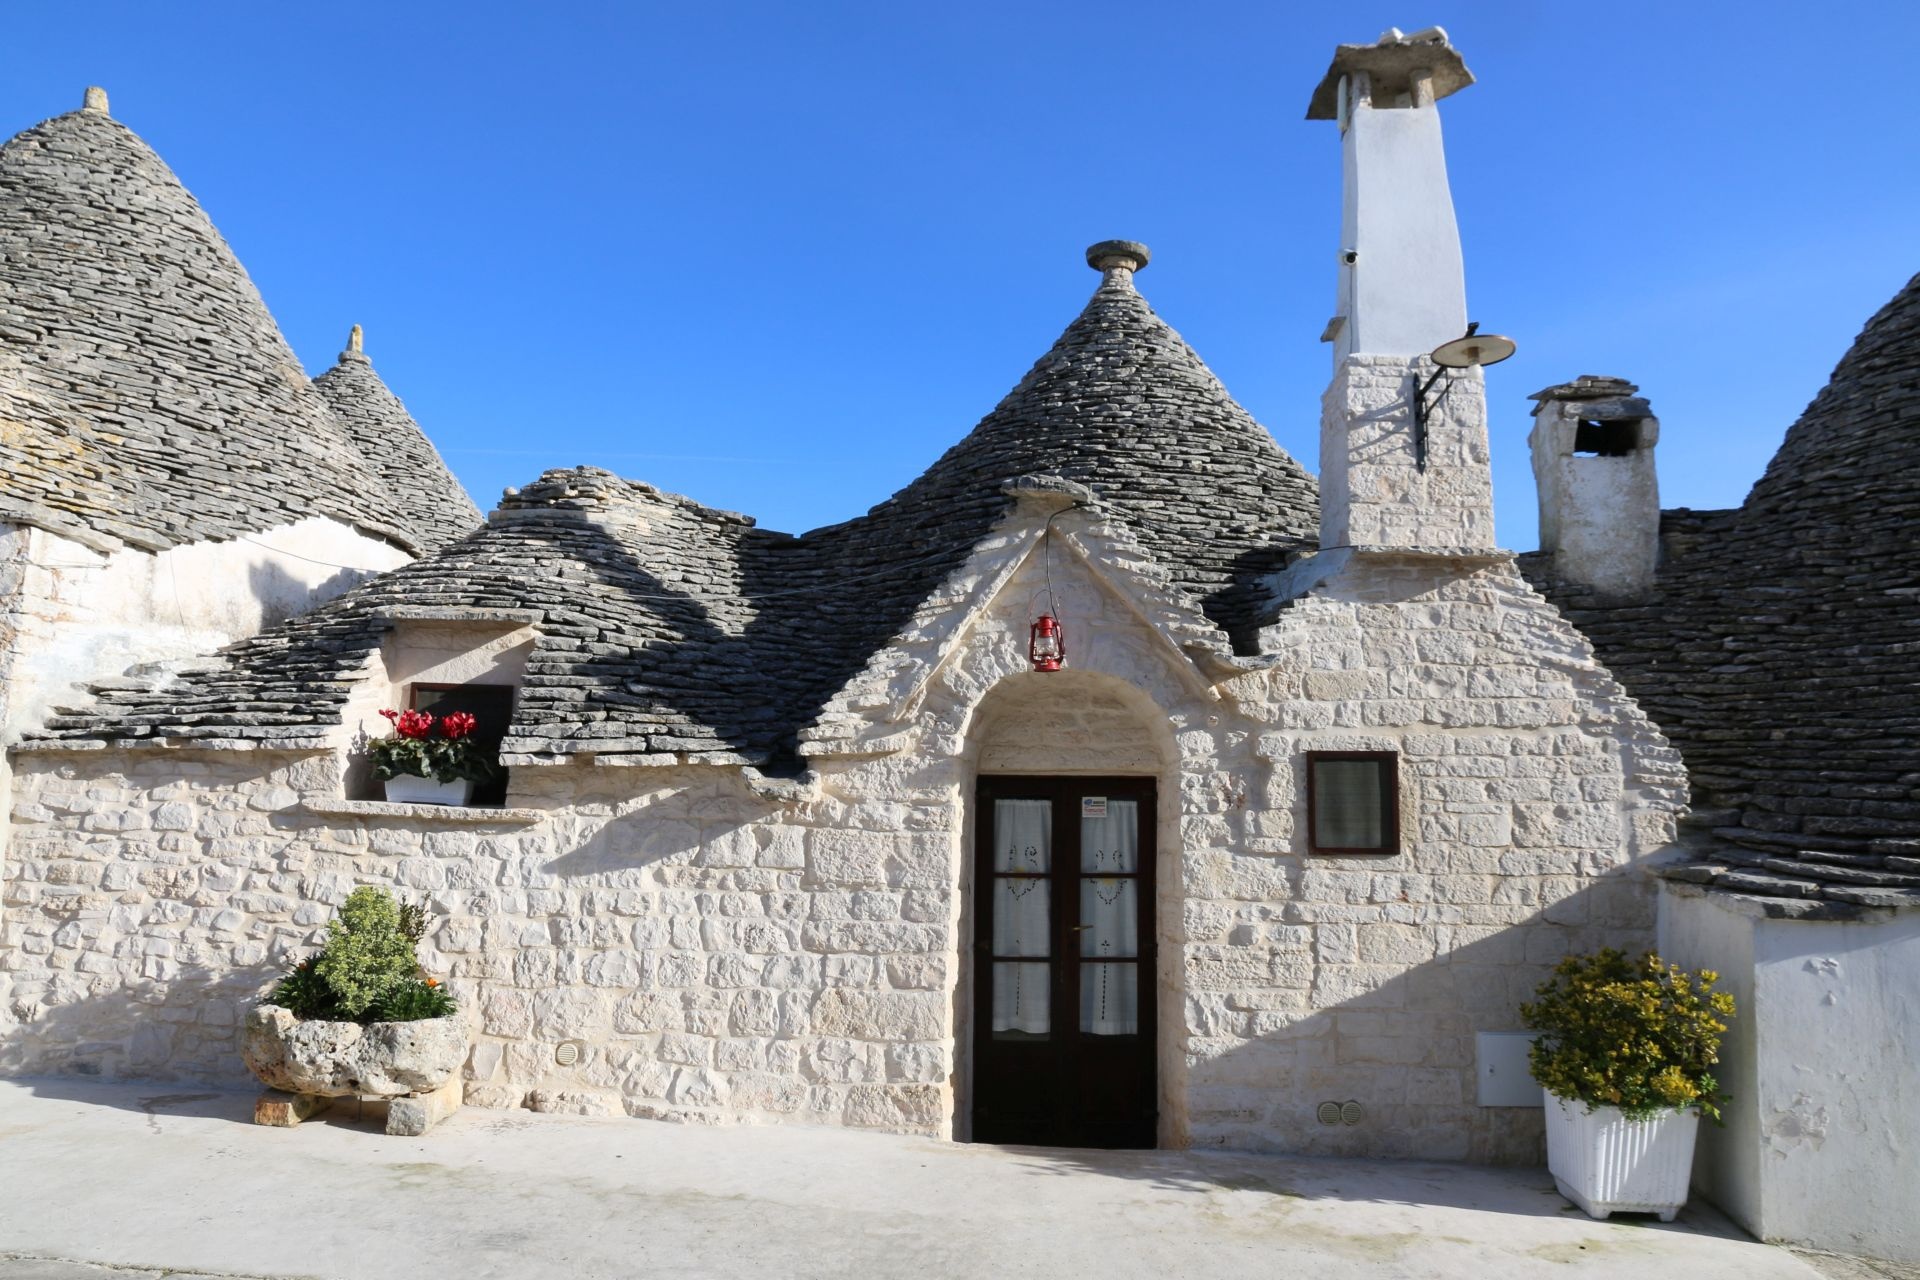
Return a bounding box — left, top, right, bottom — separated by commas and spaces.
992, 800, 1050, 1035
988, 797, 1143, 1037
1080, 800, 1138, 1036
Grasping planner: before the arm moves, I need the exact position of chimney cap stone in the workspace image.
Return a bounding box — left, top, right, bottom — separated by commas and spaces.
1306, 30, 1472, 120
1529, 375, 1641, 403
1086, 240, 1150, 274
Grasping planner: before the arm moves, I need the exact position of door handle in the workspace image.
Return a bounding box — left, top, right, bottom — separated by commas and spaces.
1071, 924, 1094, 931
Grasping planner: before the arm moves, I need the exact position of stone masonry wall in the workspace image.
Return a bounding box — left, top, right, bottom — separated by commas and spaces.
1184, 554, 1685, 1159
0, 520, 1685, 1160
1319, 356, 1496, 551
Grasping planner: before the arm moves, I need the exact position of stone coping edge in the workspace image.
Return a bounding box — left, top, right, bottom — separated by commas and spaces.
1345, 544, 1515, 563
299, 799, 546, 825
1657, 878, 1911, 921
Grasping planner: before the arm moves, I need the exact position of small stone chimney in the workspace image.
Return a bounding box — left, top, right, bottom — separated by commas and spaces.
1308, 28, 1494, 552
1529, 376, 1661, 600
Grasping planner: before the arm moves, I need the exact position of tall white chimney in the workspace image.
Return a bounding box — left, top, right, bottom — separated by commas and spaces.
1308, 29, 1495, 553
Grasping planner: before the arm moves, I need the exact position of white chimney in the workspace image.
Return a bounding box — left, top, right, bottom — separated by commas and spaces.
1308, 28, 1495, 553
1529, 376, 1661, 601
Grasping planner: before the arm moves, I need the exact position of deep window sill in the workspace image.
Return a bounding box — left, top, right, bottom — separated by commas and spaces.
300, 798, 545, 825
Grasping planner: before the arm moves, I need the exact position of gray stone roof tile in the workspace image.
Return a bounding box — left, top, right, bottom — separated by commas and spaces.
0, 100, 472, 555
312, 329, 482, 552
30, 256, 1320, 765
1528, 270, 1920, 901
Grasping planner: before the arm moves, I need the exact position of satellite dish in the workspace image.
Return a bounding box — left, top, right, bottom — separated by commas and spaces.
1430, 324, 1517, 369
1411, 322, 1518, 471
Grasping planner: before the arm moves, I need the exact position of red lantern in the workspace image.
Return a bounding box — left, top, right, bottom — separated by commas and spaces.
1028, 613, 1065, 672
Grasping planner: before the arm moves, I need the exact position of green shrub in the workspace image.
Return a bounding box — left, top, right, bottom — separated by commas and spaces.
371, 978, 458, 1022
266, 956, 348, 1021
263, 886, 455, 1024
1520, 948, 1735, 1121
314, 887, 419, 1018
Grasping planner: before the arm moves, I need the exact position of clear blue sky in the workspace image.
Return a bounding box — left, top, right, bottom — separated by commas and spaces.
5, 2, 1914, 548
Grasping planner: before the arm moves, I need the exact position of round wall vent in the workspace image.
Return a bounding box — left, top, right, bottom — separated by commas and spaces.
1339, 1100, 1365, 1126
1316, 1101, 1343, 1126
554, 1041, 582, 1067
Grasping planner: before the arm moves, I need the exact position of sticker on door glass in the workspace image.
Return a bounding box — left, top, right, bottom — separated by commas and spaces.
1081, 796, 1107, 818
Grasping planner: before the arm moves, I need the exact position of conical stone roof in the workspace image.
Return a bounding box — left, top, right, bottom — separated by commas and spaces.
823, 248, 1320, 646
32, 246, 1321, 765
0, 96, 439, 554
313, 327, 482, 552
1523, 270, 1920, 906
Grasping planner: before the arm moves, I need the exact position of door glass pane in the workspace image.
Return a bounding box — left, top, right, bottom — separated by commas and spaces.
993, 962, 1050, 1038
1080, 962, 1138, 1036
994, 799, 1051, 872
1081, 799, 1137, 872
1079, 878, 1137, 957
992, 878, 1049, 957
1314, 759, 1385, 848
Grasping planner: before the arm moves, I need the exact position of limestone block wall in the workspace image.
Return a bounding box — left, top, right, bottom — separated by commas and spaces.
1163, 552, 1684, 1160
1319, 356, 1496, 551
0, 522, 1685, 1161
0, 748, 963, 1131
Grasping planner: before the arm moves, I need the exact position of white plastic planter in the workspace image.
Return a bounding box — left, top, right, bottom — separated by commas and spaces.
382, 775, 475, 806
1543, 1091, 1700, 1221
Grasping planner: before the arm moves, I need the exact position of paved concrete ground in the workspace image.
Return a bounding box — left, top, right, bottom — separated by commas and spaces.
0, 1078, 1857, 1280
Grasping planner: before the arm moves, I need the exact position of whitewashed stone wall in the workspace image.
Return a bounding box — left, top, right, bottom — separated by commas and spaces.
1529, 385, 1662, 602
1659, 886, 1920, 1263
0, 507, 1686, 1160
0, 517, 408, 749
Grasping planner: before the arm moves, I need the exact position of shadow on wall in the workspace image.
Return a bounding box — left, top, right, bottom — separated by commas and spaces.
1, 762, 1670, 1191
246, 559, 370, 633
976, 874, 1660, 1172
539, 789, 782, 881
0, 967, 273, 1110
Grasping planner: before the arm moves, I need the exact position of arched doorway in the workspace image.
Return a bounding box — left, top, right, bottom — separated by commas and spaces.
962, 673, 1173, 1149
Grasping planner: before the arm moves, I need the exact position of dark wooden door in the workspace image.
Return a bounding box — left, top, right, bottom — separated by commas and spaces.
971, 775, 1157, 1149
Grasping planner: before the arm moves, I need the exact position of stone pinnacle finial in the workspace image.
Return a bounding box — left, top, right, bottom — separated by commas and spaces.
1086, 240, 1150, 275
347, 324, 364, 355
82, 87, 109, 115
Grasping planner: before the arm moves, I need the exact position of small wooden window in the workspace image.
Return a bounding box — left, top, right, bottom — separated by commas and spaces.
1306, 751, 1400, 855
410, 683, 514, 806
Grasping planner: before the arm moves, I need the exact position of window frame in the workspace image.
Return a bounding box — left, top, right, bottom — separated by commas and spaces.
408, 681, 516, 725
407, 681, 516, 808
1305, 750, 1401, 856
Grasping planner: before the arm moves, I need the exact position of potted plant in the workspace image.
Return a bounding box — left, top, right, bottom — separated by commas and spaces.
369, 707, 496, 805
1521, 948, 1736, 1221
243, 886, 469, 1135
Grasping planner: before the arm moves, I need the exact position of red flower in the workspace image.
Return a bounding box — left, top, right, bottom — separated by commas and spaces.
379, 709, 435, 740
440, 711, 479, 741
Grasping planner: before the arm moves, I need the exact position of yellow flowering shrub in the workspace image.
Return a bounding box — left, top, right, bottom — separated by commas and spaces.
1520, 949, 1736, 1121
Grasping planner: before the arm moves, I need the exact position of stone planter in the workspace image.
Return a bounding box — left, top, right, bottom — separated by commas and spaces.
243, 1004, 468, 1135
383, 774, 474, 806
1543, 1092, 1700, 1221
